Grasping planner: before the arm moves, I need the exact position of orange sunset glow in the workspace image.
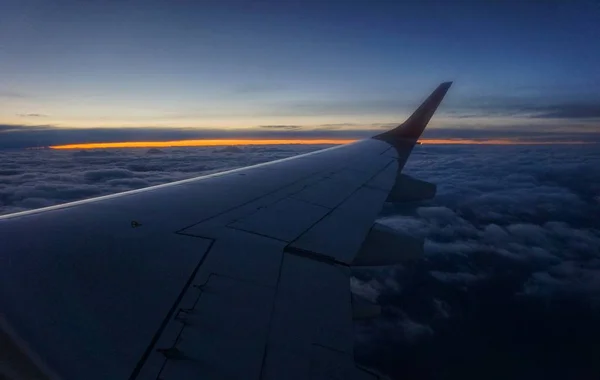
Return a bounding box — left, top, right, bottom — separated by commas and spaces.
49, 139, 358, 150
48, 138, 595, 150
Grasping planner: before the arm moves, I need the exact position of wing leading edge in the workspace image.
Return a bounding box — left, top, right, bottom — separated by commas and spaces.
0, 82, 452, 380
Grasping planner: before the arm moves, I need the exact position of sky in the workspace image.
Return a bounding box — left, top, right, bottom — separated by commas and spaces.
1, 0, 600, 147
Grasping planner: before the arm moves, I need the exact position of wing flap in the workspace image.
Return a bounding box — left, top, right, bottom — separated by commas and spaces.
388, 174, 437, 202
352, 224, 423, 266
289, 185, 389, 264
229, 197, 330, 242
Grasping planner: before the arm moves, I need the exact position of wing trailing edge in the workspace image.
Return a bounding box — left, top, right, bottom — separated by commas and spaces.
388, 174, 436, 203
352, 224, 423, 267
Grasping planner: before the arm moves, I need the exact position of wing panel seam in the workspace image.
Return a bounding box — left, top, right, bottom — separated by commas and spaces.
128, 235, 215, 380
287, 160, 395, 250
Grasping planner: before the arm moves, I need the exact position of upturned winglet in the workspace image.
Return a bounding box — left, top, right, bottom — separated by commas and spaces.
374, 81, 452, 147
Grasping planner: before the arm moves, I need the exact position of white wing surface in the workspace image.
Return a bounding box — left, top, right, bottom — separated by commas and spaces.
0, 82, 452, 380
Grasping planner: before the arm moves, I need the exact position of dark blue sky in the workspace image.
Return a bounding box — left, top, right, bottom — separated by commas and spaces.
1, 0, 599, 143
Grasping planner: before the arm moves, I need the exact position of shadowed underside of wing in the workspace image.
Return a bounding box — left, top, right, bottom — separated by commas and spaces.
0, 83, 451, 380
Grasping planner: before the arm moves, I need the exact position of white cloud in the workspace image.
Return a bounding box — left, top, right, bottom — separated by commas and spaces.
0, 145, 323, 215
353, 144, 600, 377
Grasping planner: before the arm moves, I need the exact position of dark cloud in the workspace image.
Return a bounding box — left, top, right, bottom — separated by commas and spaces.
258, 125, 303, 130
0, 124, 373, 149
429, 270, 486, 284
16, 113, 48, 118
0, 169, 22, 176
451, 94, 600, 120
259, 90, 600, 121
531, 103, 600, 119
106, 178, 150, 187
126, 162, 168, 172
421, 127, 600, 142
247, 146, 289, 153
317, 122, 396, 130
0, 91, 28, 99
2, 123, 599, 149
72, 149, 115, 157
317, 123, 360, 128
146, 148, 165, 154
487, 102, 600, 120
0, 124, 52, 133
83, 168, 135, 182
213, 146, 244, 153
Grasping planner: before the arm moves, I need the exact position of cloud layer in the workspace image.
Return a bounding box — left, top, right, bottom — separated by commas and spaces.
0, 145, 321, 215
352, 144, 600, 379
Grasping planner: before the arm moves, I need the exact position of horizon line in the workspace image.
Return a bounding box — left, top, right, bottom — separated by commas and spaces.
47, 138, 599, 150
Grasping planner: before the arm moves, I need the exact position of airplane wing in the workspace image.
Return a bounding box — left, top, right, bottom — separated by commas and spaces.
0, 82, 452, 380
